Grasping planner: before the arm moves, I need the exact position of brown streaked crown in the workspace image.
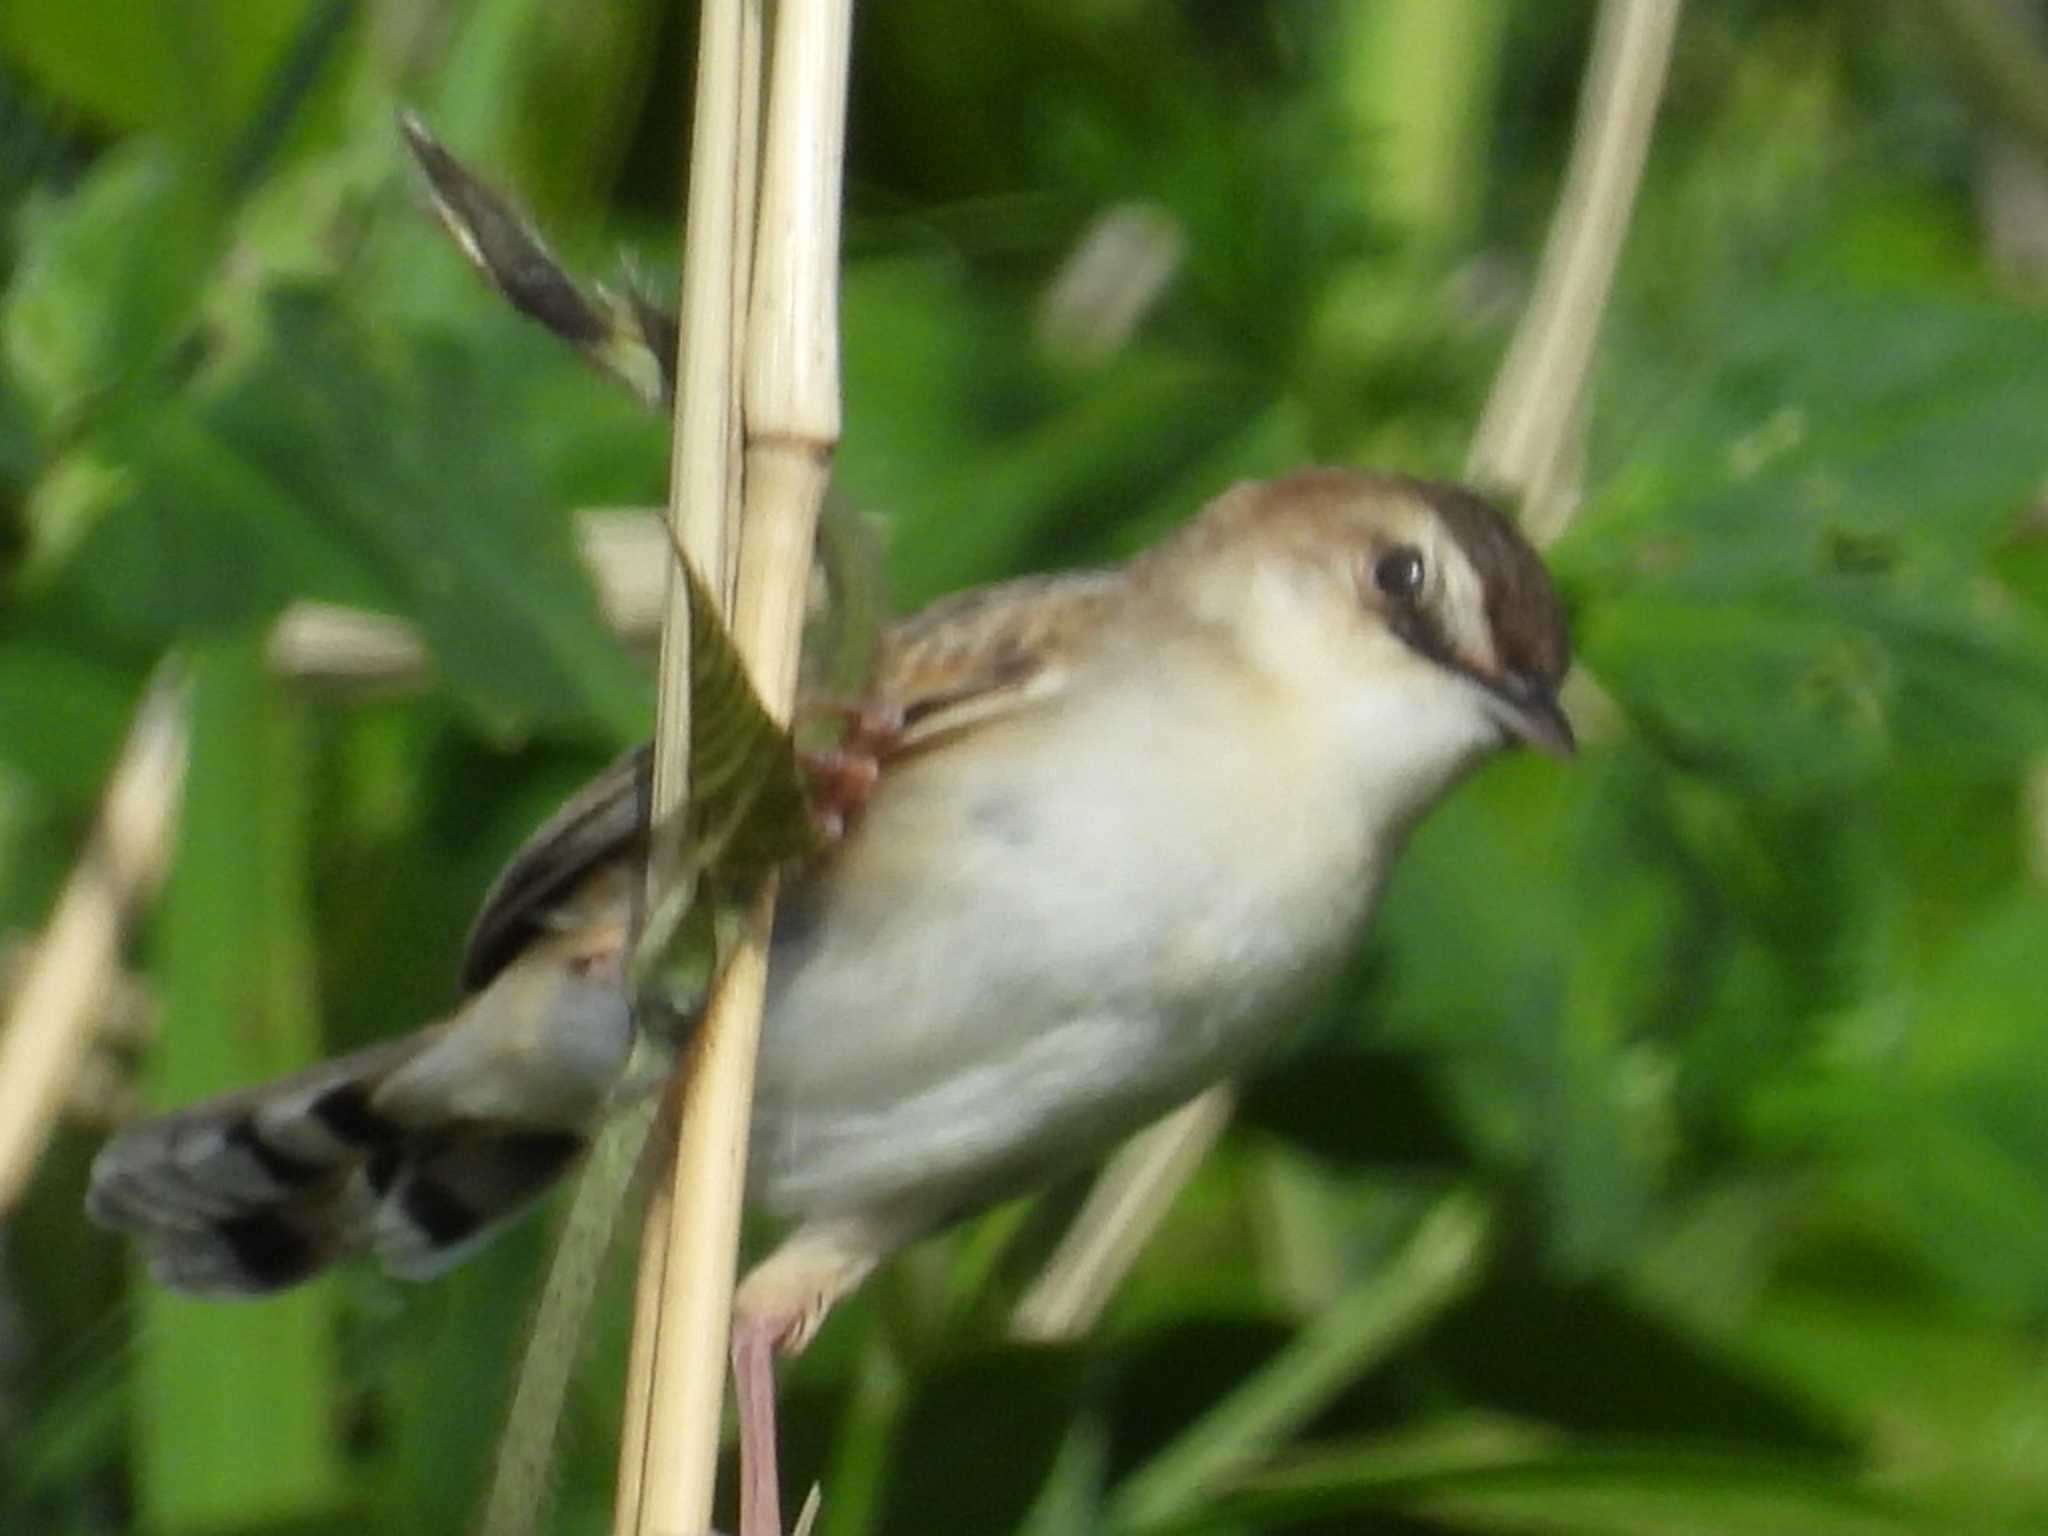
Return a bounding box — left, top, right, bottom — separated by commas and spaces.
1393, 475, 1569, 691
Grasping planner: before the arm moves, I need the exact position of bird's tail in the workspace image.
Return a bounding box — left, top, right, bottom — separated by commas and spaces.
86, 958, 634, 1295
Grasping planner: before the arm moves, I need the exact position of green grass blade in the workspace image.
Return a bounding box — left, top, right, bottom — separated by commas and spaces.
1110, 1189, 1491, 1532
137, 640, 345, 1532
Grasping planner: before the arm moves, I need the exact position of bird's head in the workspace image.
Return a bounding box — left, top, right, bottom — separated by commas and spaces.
1140, 469, 1573, 815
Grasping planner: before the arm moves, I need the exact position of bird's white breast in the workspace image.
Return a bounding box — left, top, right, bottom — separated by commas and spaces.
746, 645, 1387, 1227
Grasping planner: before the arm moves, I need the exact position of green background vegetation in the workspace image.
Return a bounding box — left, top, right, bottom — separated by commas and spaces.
6, 2, 2048, 1532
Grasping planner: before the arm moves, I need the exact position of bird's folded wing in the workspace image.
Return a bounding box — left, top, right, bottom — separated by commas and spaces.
875, 567, 1125, 750
459, 746, 651, 991
458, 566, 1127, 993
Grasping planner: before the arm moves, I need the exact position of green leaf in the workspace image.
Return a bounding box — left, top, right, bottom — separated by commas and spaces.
1110, 1192, 1490, 1531
681, 563, 817, 879
1422, 1257, 1853, 1455
1732, 1253, 2048, 1530
1236, 1048, 1473, 1174
1749, 895, 2048, 1315
879, 1346, 1086, 1535
1590, 293, 2048, 556
475, 1092, 659, 1536
379, 1223, 552, 1536
0, 0, 313, 141
137, 642, 346, 1533
2, 141, 218, 433
839, 257, 1270, 606
636, 554, 818, 1015
1225, 1444, 1949, 1536
37, 287, 647, 741
40, 400, 393, 635
0, 645, 136, 805
1574, 579, 2048, 790
0, 357, 37, 497
1368, 752, 1681, 1274
1566, 291, 2048, 789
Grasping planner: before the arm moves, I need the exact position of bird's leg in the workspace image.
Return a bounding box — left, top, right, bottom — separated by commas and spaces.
729, 1314, 784, 1536
728, 1216, 906, 1536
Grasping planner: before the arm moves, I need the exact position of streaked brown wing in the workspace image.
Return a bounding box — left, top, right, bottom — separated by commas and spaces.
460, 745, 650, 991
874, 568, 1125, 749
459, 567, 1125, 991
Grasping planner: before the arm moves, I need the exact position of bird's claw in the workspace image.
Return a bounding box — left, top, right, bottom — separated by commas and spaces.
797, 697, 900, 842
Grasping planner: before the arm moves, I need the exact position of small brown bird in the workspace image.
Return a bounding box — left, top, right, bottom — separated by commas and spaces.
88, 468, 1569, 1519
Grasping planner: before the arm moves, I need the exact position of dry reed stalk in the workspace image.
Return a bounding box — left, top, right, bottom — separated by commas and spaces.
2028, 760, 2048, 888
1925, 0, 2048, 165
1010, 0, 1685, 1349
0, 671, 187, 1212
620, 0, 852, 1531
613, 0, 760, 1519
1011, 1086, 1236, 1342
1466, 0, 1684, 540
267, 510, 669, 689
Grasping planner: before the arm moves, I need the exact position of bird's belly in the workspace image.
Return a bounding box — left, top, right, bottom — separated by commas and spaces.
748, 990, 1205, 1224
743, 710, 1369, 1225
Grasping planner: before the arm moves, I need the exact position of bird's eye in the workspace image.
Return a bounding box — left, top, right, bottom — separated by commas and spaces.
1374, 547, 1425, 601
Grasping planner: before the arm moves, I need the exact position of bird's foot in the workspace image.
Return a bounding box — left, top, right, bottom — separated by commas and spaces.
797, 746, 882, 844
796, 697, 904, 842
728, 1217, 902, 1536
797, 697, 904, 837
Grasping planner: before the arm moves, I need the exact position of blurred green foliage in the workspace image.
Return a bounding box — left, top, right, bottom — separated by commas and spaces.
5, 2, 2048, 1534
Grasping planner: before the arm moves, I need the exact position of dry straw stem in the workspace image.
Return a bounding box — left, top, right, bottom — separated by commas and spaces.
1011, 1086, 1235, 1342
620, 0, 852, 1531
0, 670, 186, 1213
2028, 761, 2048, 887
614, 0, 760, 1522
267, 510, 669, 688
1012, 0, 1684, 1350
1924, 0, 2048, 166
1466, 0, 1684, 542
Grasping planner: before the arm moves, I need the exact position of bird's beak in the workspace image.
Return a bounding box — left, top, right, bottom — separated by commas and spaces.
1481, 671, 1576, 758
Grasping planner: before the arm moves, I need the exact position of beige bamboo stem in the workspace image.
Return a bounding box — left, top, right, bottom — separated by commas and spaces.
0, 671, 186, 1212
2029, 762, 2048, 886
1011, 0, 1684, 1350
1466, 0, 1684, 540
622, 0, 850, 1530
613, 0, 761, 1522
1924, 0, 2048, 166
1011, 1086, 1236, 1342
266, 510, 669, 688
